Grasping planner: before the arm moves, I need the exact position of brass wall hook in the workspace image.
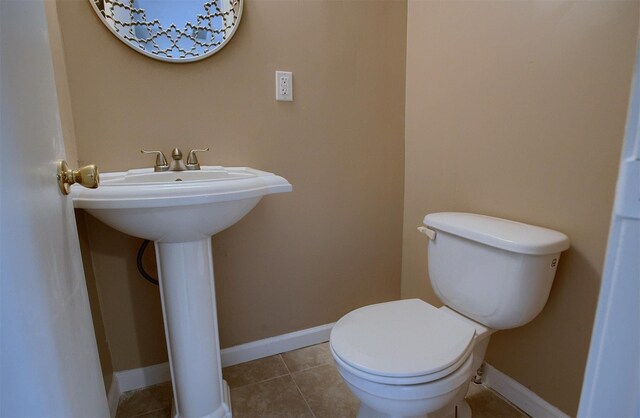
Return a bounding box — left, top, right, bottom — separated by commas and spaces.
57, 160, 99, 195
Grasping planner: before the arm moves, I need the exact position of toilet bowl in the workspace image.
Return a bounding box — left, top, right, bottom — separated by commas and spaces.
330, 299, 492, 418
333, 347, 472, 418
330, 212, 570, 418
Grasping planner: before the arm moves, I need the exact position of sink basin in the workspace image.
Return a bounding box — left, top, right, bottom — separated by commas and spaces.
71, 166, 292, 242
71, 165, 291, 418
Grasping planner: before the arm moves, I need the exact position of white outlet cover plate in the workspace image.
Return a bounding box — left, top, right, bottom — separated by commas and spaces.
276, 71, 293, 101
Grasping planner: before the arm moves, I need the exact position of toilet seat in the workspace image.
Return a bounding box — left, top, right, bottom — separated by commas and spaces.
330, 299, 476, 385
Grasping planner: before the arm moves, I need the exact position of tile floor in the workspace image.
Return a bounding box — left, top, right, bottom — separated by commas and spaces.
115, 343, 529, 418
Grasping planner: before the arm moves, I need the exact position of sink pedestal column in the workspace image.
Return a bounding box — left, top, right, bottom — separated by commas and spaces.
155, 238, 231, 418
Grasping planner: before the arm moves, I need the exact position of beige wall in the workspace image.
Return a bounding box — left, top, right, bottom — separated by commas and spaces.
55, 0, 406, 371
402, 1, 638, 415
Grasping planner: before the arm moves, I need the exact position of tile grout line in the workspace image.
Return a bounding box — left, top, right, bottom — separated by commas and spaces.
289, 361, 332, 376
280, 353, 317, 418
222, 354, 290, 390
290, 372, 317, 418
279, 353, 293, 375
125, 406, 168, 418
225, 372, 290, 391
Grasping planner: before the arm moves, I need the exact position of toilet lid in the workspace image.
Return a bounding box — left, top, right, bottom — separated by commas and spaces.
330, 299, 476, 379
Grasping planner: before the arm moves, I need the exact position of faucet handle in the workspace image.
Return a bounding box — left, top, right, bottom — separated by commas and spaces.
141, 150, 169, 172
186, 148, 210, 170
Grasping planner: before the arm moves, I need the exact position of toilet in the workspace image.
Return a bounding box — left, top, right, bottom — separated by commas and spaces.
330, 212, 570, 418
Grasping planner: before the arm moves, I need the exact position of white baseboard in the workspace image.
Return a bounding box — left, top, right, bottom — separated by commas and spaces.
108, 327, 567, 418
110, 322, 334, 401
484, 363, 569, 418
106, 376, 120, 418
115, 361, 172, 394
220, 322, 334, 367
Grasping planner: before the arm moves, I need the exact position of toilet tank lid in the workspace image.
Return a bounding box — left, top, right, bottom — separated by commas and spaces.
423, 212, 570, 255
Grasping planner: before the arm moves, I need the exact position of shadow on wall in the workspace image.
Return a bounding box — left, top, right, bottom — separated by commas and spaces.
129, 234, 165, 366
75, 210, 115, 390
77, 213, 168, 372
485, 240, 603, 406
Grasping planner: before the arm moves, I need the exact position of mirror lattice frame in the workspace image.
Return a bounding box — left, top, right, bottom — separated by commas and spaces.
89, 0, 243, 63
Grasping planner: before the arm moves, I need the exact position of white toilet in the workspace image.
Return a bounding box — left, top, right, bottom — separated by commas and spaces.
330, 212, 570, 418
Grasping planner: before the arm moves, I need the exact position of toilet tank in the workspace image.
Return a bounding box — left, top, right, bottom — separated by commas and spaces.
423, 213, 570, 330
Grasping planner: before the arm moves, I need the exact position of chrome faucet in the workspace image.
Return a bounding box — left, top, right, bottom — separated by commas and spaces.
141, 148, 210, 172
169, 148, 187, 171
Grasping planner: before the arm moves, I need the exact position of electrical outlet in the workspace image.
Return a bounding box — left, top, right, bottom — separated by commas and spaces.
276, 71, 293, 101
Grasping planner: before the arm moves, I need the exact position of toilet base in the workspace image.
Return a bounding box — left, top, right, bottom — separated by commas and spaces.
355, 385, 472, 418
357, 398, 471, 418
454, 399, 472, 418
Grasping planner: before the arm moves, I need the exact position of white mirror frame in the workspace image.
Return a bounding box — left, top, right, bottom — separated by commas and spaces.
89, 0, 244, 63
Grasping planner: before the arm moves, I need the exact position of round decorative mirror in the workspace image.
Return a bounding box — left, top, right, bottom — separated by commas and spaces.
89, 0, 243, 63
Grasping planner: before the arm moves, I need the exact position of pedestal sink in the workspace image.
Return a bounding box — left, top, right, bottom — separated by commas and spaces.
71, 166, 292, 418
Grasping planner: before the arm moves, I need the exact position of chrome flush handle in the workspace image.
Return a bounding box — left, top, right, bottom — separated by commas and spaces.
417, 226, 437, 240
186, 148, 210, 170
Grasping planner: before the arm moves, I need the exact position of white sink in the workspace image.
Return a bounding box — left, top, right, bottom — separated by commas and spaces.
71, 165, 291, 418
72, 166, 292, 242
